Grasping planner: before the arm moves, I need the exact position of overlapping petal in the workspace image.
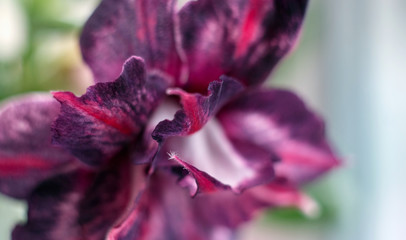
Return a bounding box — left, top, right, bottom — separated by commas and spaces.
0, 0, 339, 239
52, 57, 169, 166
0, 94, 77, 199
218, 89, 339, 185
159, 118, 275, 195
107, 171, 208, 240
13, 154, 137, 240
180, 0, 309, 92
81, 0, 184, 84
107, 170, 318, 240
152, 76, 244, 142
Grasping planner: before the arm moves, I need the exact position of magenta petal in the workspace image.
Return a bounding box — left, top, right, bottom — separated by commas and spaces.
193, 182, 319, 228
52, 57, 168, 166
12, 156, 135, 240
180, 0, 309, 92
0, 94, 77, 199
218, 89, 339, 185
152, 76, 243, 142
169, 152, 231, 195
81, 0, 184, 84
157, 118, 274, 195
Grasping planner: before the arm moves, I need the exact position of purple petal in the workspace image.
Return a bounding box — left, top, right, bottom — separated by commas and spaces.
156, 117, 274, 195
12, 155, 138, 240
52, 57, 169, 166
81, 0, 185, 84
152, 76, 243, 142
193, 181, 319, 228
218, 89, 340, 185
168, 152, 231, 195
0, 94, 77, 199
107, 171, 223, 240
180, 0, 308, 92
107, 171, 316, 240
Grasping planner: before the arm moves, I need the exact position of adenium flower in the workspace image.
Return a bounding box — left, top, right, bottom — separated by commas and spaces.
0, 0, 339, 239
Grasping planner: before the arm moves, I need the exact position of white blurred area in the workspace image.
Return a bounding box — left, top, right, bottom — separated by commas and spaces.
0, 0, 26, 61
0, 0, 405, 240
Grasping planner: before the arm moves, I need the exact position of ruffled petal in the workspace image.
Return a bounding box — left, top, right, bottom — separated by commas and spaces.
81, 0, 185, 84
107, 171, 223, 240
179, 0, 309, 92
217, 89, 339, 185
151, 77, 271, 194
107, 171, 316, 240
12, 154, 138, 240
0, 94, 77, 199
52, 57, 168, 166
168, 152, 231, 195
157, 118, 274, 195
152, 76, 243, 142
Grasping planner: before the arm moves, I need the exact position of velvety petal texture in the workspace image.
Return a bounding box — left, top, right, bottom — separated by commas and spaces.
218, 89, 339, 184
13, 155, 134, 240
159, 118, 275, 194
107, 170, 317, 240
180, 0, 309, 92
81, 0, 184, 84
0, 94, 77, 199
107, 171, 221, 240
0, 0, 340, 239
52, 57, 168, 166
152, 76, 243, 142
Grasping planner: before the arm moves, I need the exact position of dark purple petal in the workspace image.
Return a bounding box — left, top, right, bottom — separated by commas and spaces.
12, 155, 138, 240
107, 171, 316, 240
107, 171, 221, 240
218, 89, 340, 185
81, 0, 185, 84
168, 152, 231, 195
180, 0, 308, 92
52, 57, 169, 166
156, 117, 274, 195
0, 94, 77, 199
152, 76, 243, 142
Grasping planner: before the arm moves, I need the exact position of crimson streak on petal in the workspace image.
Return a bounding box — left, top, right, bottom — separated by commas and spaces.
152, 76, 243, 142
180, 0, 309, 92
0, 94, 77, 199
169, 152, 231, 195
52, 57, 168, 166
218, 89, 340, 184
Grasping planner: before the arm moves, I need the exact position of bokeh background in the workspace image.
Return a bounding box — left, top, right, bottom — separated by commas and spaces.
0, 0, 405, 239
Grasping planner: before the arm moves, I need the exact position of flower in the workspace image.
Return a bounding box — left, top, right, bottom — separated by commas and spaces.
0, 0, 339, 240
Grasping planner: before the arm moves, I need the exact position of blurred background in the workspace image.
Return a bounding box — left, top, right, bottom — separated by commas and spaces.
0, 0, 405, 239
